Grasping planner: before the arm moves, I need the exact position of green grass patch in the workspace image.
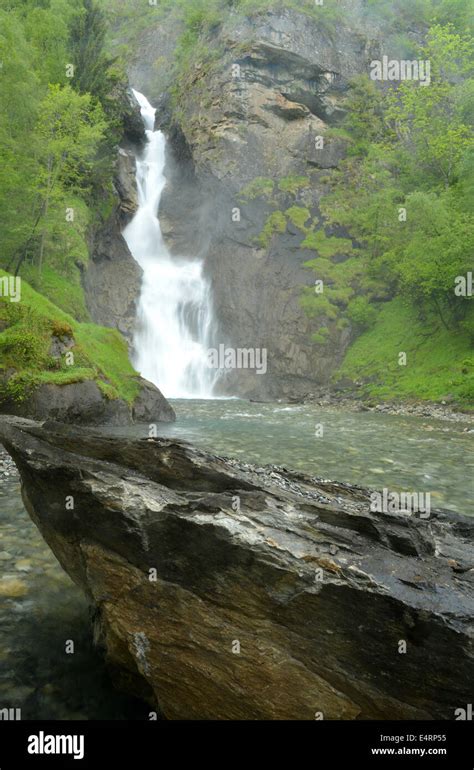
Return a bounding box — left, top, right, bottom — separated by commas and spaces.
239, 177, 275, 201
256, 211, 287, 248
22, 265, 91, 322
0, 269, 140, 405
286, 206, 311, 231
278, 176, 310, 195
336, 297, 474, 403
301, 230, 353, 258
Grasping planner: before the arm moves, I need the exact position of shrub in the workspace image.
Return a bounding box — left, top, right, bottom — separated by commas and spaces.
278, 176, 310, 195
239, 177, 275, 201
346, 296, 378, 331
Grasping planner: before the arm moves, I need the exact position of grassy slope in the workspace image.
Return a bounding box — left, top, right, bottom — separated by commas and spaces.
21, 265, 91, 323
335, 297, 474, 404
0, 269, 140, 405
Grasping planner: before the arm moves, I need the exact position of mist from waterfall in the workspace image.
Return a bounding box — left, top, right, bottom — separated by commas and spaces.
123, 90, 219, 399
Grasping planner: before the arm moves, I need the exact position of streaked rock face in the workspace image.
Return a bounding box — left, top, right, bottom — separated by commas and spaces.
149, 6, 388, 399
1, 416, 472, 720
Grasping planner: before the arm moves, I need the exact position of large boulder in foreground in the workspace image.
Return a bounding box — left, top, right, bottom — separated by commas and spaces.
0, 417, 472, 720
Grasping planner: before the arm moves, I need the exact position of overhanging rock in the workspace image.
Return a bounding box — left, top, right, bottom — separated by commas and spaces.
0, 416, 472, 720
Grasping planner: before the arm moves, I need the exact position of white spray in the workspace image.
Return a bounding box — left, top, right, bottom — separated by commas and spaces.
123, 90, 219, 398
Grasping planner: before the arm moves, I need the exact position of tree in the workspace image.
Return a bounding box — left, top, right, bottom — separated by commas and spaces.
303, 25, 474, 332
0, 10, 41, 268
69, 0, 114, 99
13, 84, 106, 275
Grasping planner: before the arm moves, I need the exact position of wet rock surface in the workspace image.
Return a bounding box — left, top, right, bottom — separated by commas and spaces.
115, 149, 139, 225
83, 88, 145, 344
0, 379, 176, 427
84, 209, 142, 346
0, 416, 472, 720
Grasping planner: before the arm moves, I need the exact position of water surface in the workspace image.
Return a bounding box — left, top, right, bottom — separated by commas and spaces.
157, 400, 472, 516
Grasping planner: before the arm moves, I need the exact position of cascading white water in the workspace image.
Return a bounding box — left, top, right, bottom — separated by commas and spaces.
123, 90, 219, 399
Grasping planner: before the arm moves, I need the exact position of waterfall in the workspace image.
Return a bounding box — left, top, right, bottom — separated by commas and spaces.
123, 90, 219, 399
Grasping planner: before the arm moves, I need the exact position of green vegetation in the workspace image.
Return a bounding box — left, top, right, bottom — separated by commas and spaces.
0, 0, 127, 307
239, 177, 275, 201
257, 211, 287, 248
21, 266, 90, 322
0, 0, 143, 412
336, 298, 474, 403
285, 206, 311, 231
239, 176, 315, 245
278, 176, 310, 195
364, 0, 473, 35
0, 271, 140, 404
299, 24, 474, 402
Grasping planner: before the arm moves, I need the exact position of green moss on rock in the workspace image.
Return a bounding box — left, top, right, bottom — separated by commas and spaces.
0, 269, 140, 406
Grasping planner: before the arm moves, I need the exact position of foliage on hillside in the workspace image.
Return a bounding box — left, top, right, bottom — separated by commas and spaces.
335, 298, 474, 404
299, 24, 474, 402
0, 0, 143, 407
302, 26, 473, 331
0, 270, 140, 404
0, 0, 128, 317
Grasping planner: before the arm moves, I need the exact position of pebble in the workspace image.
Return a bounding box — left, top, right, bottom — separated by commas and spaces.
0, 578, 28, 597
0, 448, 19, 480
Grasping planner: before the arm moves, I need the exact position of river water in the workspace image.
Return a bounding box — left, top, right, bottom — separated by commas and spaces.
160, 400, 472, 515
0, 400, 471, 719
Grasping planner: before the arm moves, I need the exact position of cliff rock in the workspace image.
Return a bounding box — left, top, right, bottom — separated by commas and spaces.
150, 5, 388, 398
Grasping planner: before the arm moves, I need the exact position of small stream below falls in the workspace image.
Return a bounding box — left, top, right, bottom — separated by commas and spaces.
0, 400, 471, 720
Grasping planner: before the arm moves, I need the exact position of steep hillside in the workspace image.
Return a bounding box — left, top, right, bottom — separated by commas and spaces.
0, 0, 173, 423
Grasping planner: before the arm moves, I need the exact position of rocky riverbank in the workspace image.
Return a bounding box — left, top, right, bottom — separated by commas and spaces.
1, 416, 472, 720
299, 391, 474, 425
249, 388, 474, 425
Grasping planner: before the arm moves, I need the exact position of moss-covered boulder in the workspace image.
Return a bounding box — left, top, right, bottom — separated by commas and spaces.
0, 271, 175, 426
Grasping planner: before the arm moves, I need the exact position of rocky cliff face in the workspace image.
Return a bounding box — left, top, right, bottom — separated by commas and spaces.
84, 90, 144, 346
125, 4, 391, 399
1, 416, 472, 720
84, 194, 141, 345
